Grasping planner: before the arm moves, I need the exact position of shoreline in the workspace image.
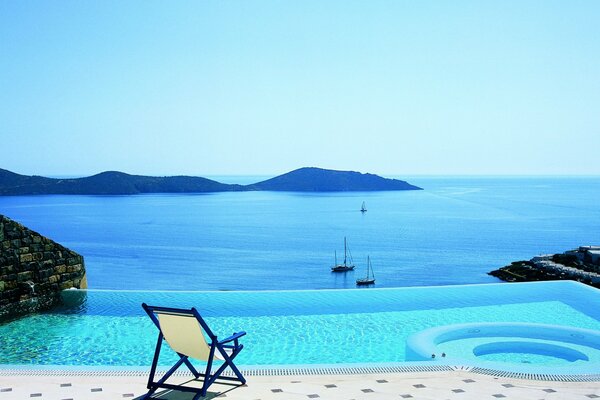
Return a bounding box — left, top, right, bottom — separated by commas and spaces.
488, 246, 600, 289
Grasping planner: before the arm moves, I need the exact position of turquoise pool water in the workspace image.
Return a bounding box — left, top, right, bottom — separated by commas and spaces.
1, 281, 600, 373
405, 322, 600, 373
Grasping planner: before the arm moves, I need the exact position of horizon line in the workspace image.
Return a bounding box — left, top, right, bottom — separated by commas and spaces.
4, 167, 600, 179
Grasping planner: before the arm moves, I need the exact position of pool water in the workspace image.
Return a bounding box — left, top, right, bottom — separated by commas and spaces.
480, 352, 578, 365
441, 337, 599, 366
405, 321, 600, 373
1, 281, 600, 373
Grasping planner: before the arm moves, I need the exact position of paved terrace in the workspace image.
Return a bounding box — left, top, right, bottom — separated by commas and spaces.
1, 369, 599, 400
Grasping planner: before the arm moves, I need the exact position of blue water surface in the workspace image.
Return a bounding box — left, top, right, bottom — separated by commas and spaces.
1, 281, 600, 369
0, 176, 599, 290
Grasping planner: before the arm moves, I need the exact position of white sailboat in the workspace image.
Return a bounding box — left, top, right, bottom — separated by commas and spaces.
360, 201, 367, 213
356, 256, 375, 285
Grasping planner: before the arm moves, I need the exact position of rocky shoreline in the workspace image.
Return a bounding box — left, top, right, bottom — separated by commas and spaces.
489, 246, 600, 289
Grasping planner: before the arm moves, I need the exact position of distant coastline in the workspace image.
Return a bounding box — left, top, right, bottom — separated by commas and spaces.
1, 177, 597, 290
0, 167, 422, 195
489, 246, 600, 288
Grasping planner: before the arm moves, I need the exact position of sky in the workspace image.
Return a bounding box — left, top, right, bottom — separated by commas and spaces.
1, 1, 599, 177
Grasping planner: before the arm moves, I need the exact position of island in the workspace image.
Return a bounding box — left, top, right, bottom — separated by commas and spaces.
489, 246, 600, 288
0, 167, 422, 195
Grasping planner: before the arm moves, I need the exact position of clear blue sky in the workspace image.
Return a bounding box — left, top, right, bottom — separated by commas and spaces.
1, 1, 599, 176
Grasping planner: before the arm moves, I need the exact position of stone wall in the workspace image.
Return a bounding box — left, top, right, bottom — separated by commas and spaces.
0, 214, 86, 320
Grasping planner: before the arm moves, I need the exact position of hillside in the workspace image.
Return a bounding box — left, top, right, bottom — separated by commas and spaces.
0, 167, 422, 195
0, 169, 239, 195
247, 167, 422, 192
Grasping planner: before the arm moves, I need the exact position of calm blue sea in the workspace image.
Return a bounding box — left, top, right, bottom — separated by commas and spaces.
0, 176, 599, 290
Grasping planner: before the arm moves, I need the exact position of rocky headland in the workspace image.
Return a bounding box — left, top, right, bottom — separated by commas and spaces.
0, 215, 86, 320
247, 167, 421, 192
489, 246, 600, 288
0, 167, 422, 195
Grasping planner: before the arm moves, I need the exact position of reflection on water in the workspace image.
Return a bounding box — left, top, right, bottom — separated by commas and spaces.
55, 290, 89, 314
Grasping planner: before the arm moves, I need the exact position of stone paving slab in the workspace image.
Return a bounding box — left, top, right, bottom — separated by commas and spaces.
0, 371, 599, 400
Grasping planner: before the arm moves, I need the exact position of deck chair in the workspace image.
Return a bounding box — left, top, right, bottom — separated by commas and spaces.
141, 303, 246, 399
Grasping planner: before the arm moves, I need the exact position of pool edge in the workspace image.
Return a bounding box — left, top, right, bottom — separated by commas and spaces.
1, 362, 599, 382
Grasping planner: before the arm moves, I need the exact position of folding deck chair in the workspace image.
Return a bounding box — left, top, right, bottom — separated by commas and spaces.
142, 303, 247, 399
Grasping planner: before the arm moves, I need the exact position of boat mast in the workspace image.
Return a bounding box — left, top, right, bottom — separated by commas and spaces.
343, 237, 347, 266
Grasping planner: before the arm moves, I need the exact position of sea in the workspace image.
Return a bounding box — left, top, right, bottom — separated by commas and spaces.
0, 176, 599, 291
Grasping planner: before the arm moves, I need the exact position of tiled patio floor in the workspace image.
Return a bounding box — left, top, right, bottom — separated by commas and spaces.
1, 370, 599, 400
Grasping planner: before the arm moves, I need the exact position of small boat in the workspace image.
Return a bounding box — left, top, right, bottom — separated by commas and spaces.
356, 256, 375, 285
360, 201, 367, 213
331, 237, 355, 272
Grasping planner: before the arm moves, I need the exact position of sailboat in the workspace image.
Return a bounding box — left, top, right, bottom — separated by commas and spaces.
360, 201, 367, 213
356, 256, 375, 285
331, 237, 355, 272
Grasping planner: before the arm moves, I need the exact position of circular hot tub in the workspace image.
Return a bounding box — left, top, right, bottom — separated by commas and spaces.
473, 340, 589, 363
406, 322, 600, 374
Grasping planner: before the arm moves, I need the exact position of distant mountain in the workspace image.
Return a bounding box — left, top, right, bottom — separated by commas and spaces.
0, 169, 57, 194
0, 169, 240, 195
246, 167, 422, 192
0, 167, 422, 195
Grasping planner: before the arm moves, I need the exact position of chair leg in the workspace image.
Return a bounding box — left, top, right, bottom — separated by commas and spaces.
228, 361, 246, 385
146, 333, 164, 390
216, 346, 246, 384
200, 361, 213, 396
145, 356, 188, 399
145, 342, 245, 398
199, 344, 217, 396
183, 356, 201, 378
142, 332, 166, 398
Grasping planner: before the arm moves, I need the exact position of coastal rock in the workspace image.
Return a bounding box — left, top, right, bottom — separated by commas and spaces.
489, 246, 600, 288
0, 214, 86, 320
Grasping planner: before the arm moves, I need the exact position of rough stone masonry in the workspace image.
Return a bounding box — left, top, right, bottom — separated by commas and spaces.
0, 214, 86, 320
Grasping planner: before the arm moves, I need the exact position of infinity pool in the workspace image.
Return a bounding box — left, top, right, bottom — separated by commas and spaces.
1, 281, 600, 374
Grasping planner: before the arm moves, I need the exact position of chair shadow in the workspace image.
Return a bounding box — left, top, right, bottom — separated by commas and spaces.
133, 380, 244, 399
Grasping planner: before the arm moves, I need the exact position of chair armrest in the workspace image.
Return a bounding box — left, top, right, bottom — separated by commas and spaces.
219, 331, 246, 345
